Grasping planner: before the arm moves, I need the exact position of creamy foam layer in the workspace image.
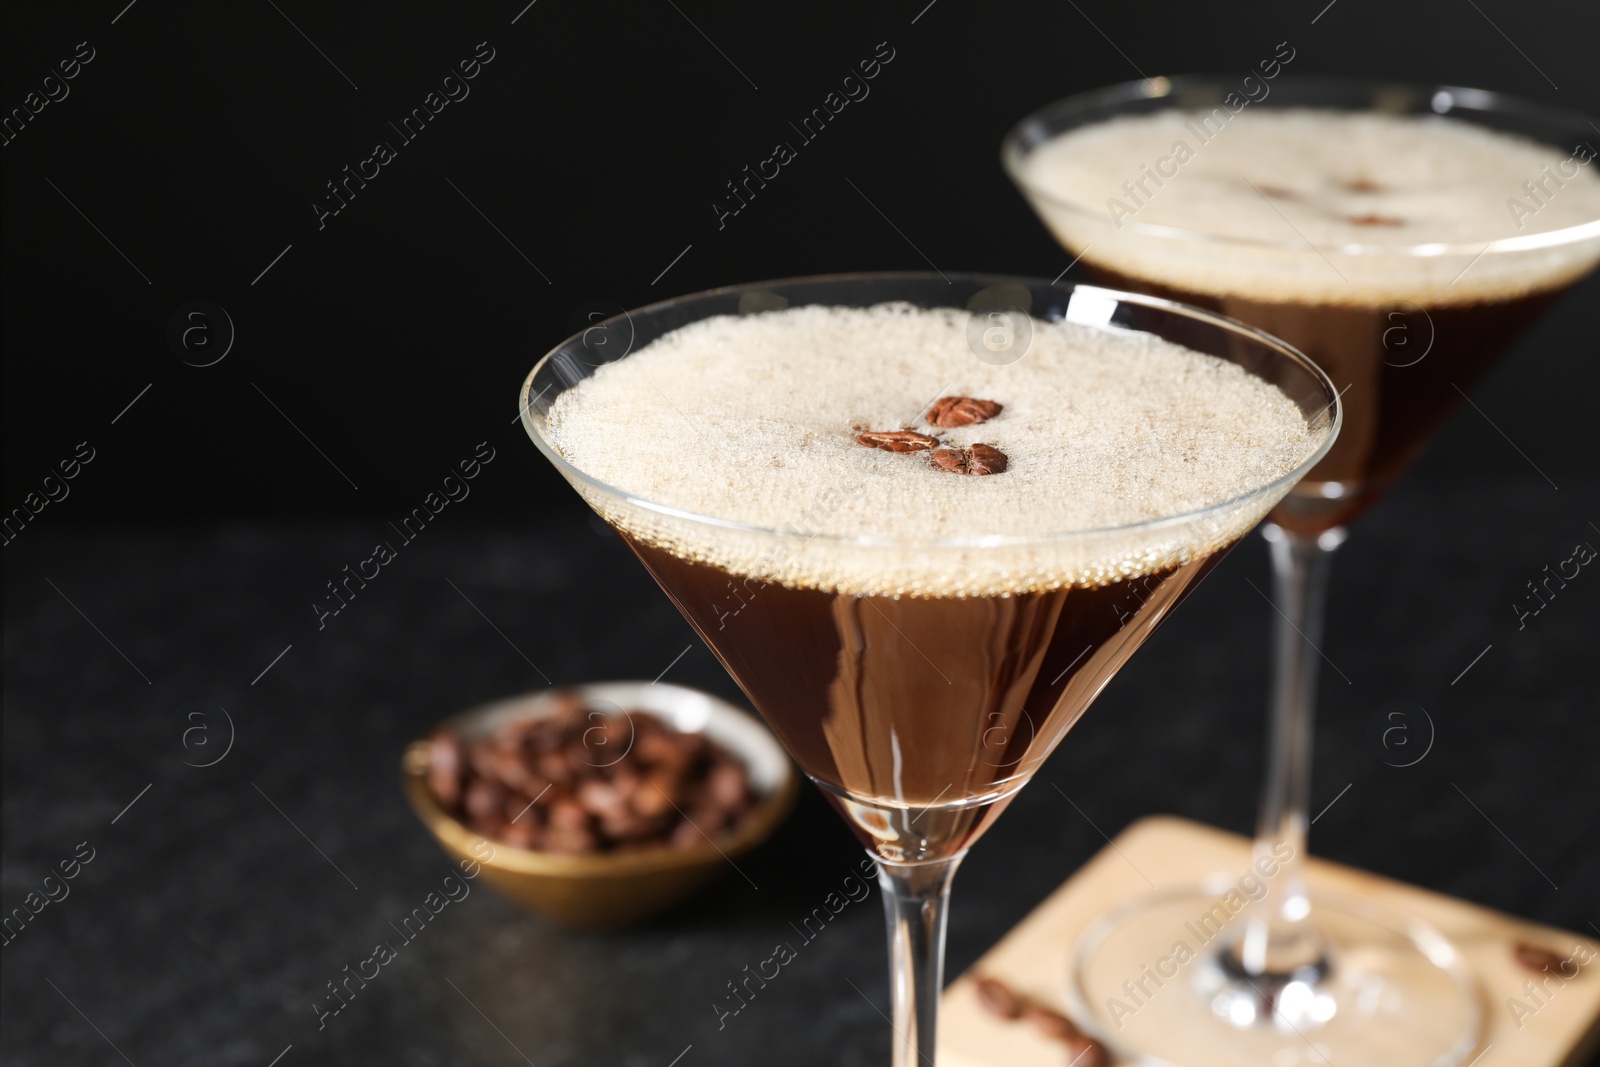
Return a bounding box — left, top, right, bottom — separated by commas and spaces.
541, 304, 1324, 595
1022, 110, 1600, 305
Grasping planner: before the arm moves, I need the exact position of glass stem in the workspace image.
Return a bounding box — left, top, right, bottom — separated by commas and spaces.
876, 853, 963, 1067
1235, 522, 1346, 977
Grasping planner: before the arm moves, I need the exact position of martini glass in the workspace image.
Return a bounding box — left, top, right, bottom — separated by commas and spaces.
519, 273, 1338, 1066
1005, 79, 1600, 1064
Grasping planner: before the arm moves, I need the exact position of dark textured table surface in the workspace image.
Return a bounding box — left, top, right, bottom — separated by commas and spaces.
3, 477, 1597, 1066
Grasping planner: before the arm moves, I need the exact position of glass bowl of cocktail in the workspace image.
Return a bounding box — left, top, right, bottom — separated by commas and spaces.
1004, 79, 1600, 1065
519, 273, 1339, 1065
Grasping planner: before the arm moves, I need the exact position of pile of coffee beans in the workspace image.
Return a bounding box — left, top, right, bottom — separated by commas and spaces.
425, 693, 759, 854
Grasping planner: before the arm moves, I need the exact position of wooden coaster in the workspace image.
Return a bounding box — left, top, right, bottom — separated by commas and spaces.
940, 816, 1599, 1066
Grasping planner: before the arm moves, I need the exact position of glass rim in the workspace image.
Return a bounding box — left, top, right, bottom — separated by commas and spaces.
1001, 74, 1600, 257
520, 271, 1342, 552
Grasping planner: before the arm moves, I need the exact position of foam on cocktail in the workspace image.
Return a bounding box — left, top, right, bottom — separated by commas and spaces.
543, 304, 1321, 595
1022, 110, 1600, 305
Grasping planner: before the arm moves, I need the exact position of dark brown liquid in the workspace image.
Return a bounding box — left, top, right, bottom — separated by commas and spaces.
1086, 264, 1569, 532
621, 533, 1230, 861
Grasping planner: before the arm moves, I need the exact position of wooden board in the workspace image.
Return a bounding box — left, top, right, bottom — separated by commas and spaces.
940, 816, 1599, 1066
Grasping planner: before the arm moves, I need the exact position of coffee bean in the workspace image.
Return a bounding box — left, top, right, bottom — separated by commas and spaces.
545, 822, 598, 854
577, 780, 629, 820
426, 732, 463, 809
638, 731, 691, 772
548, 796, 590, 832
689, 800, 733, 835
633, 773, 680, 817
974, 977, 1023, 1020
600, 809, 667, 842
474, 815, 511, 843
857, 429, 940, 452
463, 778, 506, 821
500, 818, 538, 849
1022, 1003, 1081, 1042
610, 767, 642, 798
485, 747, 540, 793
537, 750, 572, 784
1063, 1034, 1107, 1067
467, 742, 503, 781
706, 761, 748, 810
966, 990, 1098, 1062
503, 794, 529, 824
930, 443, 1008, 476
926, 396, 1002, 428
1514, 942, 1571, 976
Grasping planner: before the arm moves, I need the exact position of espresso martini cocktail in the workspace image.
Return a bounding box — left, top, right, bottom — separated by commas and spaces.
545, 300, 1314, 858
1007, 81, 1600, 1065
1013, 96, 1600, 531
522, 275, 1338, 1066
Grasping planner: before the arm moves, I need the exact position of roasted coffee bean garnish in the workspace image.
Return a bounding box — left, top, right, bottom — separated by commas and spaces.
1513, 942, 1573, 976
858, 405, 1009, 472
1348, 213, 1405, 227
972, 976, 1106, 1061
926, 396, 1003, 428
931, 443, 1008, 476
424, 693, 757, 855
856, 429, 940, 452
1343, 177, 1383, 193
966, 444, 1008, 475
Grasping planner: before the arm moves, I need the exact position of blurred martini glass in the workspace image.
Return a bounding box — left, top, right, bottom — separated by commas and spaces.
1007, 77, 1600, 1065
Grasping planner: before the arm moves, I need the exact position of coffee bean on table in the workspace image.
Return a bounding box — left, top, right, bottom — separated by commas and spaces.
1022, 1003, 1081, 1042
974, 976, 1023, 1020
969, 975, 1107, 1063
1513, 942, 1571, 976
1063, 1033, 1107, 1067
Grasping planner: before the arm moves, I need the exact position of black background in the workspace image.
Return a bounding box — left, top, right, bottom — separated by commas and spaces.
4, 2, 1599, 1066
3, 0, 1598, 516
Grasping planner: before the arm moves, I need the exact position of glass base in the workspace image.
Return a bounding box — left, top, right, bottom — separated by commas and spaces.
1068, 887, 1482, 1067
816, 777, 1025, 864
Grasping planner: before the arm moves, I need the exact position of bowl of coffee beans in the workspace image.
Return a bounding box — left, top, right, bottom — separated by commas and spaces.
403, 682, 798, 926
